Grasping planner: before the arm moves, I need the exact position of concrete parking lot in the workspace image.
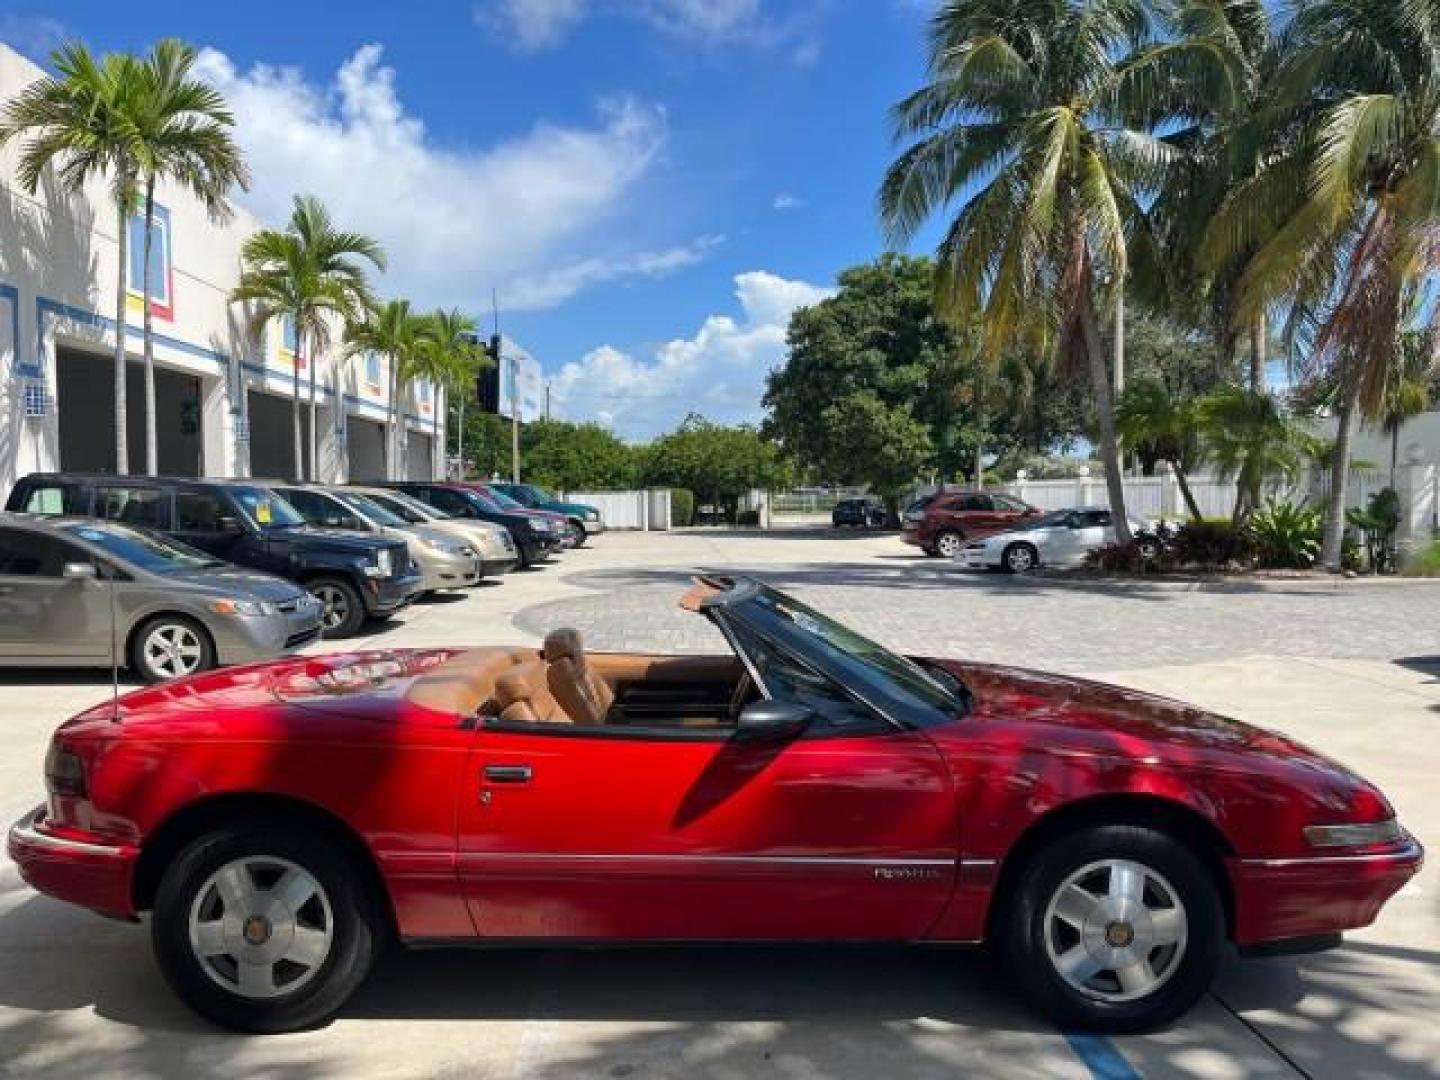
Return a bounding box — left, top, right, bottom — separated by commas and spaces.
1, 527, 1436, 1078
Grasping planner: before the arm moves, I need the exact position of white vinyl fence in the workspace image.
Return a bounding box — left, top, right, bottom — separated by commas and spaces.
565, 489, 673, 531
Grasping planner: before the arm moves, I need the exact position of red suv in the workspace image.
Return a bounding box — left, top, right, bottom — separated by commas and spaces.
902, 490, 1041, 557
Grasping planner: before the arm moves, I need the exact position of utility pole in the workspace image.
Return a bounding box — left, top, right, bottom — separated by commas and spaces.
544, 380, 551, 422
492, 289, 520, 482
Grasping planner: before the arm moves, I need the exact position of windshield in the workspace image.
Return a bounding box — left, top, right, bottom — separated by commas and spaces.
743, 584, 968, 716
483, 486, 526, 511
62, 522, 224, 573
332, 491, 408, 529
461, 488, 505, 514
230, 487, 306, 529
518, 484, 549, 502
369, 491, 444, 523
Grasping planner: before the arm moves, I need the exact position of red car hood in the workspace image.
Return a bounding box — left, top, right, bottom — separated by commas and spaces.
928, 660, 1392, 819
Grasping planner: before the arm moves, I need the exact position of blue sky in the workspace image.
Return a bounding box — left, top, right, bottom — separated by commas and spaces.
5, 2, 946, 439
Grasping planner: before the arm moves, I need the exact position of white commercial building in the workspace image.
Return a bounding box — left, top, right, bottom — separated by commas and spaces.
0, 43, 446, 496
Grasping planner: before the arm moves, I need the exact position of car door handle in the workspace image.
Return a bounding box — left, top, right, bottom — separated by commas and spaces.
483, 765, 533, 784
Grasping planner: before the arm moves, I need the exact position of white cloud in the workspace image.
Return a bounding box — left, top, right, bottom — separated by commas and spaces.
0, 14, 68, 62
195, 44, 667, 312
477, 0, 587, 51
505, 234, 724, 310
551, 270, 833, 439
476, 0, 822, 62
772, 192, 804, 211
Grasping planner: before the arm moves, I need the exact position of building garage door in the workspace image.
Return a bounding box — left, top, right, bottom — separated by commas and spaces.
347, 417, 387, 482
247, 390, 308, 480
57, 346, 203, 476
407, 431, 434, 480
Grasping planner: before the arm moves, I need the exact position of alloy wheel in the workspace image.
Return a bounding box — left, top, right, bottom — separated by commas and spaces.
1042, 858, 1188, 1003
142, 623, 205, 679
188, 856, 334, 1000
936, 532, 963, 558
312, 585, 349, 631
1006, 545, 1036, 573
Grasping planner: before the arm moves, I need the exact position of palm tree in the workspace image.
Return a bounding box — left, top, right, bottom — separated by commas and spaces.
232, 196, 384, 480
0, 43, 143, 473
418, 308, 490, 481
1205, 0, 1440, 569
1116, 378, 1205, 520
344, 299, 424, 480
1378, 329, 1435, 484
880, 0, 1179, 545
130, 39, 249, 475
1198, 385, 1308, 524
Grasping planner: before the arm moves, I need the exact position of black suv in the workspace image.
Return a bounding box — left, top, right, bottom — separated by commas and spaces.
381, 482, 561, 568
831, 497, 887, 528
6, 474, 423, 638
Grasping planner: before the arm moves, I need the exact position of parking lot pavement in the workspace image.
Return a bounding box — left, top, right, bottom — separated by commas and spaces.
1, 528, 1437, 1078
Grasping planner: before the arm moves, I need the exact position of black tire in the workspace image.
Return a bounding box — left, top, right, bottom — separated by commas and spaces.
1000, 824, 1222, 1033
1137, 537, 1161, 562
933, 529, 965, 559
151, 826, 383, 1033
308, 577, 366, 639
130, 615, 217, 684
1003, 542, 1040, 574
566, 520, 587, 548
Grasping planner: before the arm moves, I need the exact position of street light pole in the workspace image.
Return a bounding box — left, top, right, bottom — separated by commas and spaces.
510, 351, 520, 483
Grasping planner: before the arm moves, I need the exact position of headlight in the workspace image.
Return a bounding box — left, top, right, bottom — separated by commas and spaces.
419, 536, 466, 556
364, 549, 395, 578
209, 598, 278, 617
529, 516, 552, 532
585, 510, 599, 521
1303, 820, 1403, 848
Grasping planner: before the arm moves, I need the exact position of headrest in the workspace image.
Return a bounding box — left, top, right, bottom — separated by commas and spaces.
494, 672, 533, 708
543, 627, 584, 663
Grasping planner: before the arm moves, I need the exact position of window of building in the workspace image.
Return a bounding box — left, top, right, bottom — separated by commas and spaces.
127, 206, 172, 312
365, 353, 381, 386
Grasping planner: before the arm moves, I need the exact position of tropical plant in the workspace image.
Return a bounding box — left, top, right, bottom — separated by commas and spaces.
129, 39, 249, 475
1170, 520, 1255, 569
1204, 0, 1440, 569
1403, 538, 1440, 578
1115, 377, 1205, 520
1346, 487, 1402, 574
415, 308, 488, 480
1377, 329, 1434, 484
1197, 385, 1307, 523
879, 0, 1191, 545
1247, 498, 1322, 569
344, 299, 424, 480
0, 43, 144, 473
232, 196, 384, 480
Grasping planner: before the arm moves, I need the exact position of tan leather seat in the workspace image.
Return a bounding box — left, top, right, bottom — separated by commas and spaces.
544, 628, 614, 725
493, 661, 570, 724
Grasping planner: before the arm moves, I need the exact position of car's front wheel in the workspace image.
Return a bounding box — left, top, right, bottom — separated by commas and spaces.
566, 521, 587, 547
1001, 825, 1222, 1032
152, 827, 383, 1033
1003, 542, 1039, 574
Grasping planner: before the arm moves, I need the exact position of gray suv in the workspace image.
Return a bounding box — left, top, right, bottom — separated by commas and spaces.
0, 514, 322, 683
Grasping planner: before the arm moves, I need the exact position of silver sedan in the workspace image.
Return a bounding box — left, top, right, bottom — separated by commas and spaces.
0, 514, 321, 682
958, 507, 1156, 572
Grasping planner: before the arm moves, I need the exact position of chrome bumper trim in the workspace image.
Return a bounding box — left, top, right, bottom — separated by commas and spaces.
10, 807, 126, 857
1239, 837, 1423, 869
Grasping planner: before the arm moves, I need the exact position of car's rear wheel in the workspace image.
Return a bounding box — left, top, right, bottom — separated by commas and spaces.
308, 577, 365, 639
566, 520, 587, 547
1001, 825, 1221, 1032
132, 616, 216, 683
934, 529, 964, 558
1137, 537, 1161, 562
1003, 542, 1039, 574
152, 827, 382, 1033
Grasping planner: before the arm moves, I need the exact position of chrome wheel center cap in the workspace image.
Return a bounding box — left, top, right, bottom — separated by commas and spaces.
1104, 920, 1135, 949
243, 914, 273, 946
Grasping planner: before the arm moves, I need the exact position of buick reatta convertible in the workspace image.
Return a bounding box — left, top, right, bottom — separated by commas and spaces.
9, 577, 1420, 1033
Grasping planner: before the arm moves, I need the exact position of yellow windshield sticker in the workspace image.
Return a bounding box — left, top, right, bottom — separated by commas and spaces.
255, 502, 272, 524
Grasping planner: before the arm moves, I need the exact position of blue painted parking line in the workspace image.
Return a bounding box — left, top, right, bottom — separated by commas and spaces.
1064, 1033, 1143, 1080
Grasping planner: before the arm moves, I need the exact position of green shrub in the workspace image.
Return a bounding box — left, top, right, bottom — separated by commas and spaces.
1248, 499, 1322, 569
1085, 540, 1167, 574
670, 488, 695, 527
1404, 539, 1440, 577
1171, 521, 1254, 568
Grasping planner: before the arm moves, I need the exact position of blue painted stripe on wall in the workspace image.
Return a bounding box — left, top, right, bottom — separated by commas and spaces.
0, 283, 39, 378
237, 360, 429, 424
1065, 1033, 1142, 1080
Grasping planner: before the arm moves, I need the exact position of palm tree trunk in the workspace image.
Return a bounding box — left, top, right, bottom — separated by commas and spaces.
114, 197, 130, 475
1079, 297, 1133, 543
307, 333, 318, 482
1321, 377, 1362, 571
390, 363, 400, 481
291, 315, 303, 481
1248, 315, 1266, 393
1390, 422, 1400, 488
141, 179, 159, 476
456, 396, 465, 481
1173, 461, 1203, 521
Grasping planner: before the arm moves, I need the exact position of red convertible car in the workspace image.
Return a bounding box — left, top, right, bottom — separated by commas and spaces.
9, 577, 1421, 1034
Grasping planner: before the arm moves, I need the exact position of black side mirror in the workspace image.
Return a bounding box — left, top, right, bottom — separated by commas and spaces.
734, 700, 813, 742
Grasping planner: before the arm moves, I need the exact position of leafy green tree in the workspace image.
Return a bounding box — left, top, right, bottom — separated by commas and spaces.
880, 0, 1179, 544
1, 43, 144, 472
1198, 386, 1309, 524
446, 405, 509, 479
233, 196, 384, 479
1116, 378, 1205, 520
521, 420, 637, 491
417, 308, 489, 480
1377, 329, 1434, 484
1205, 0, 1440, 568
820, 391, 932, 522
131, 39, 248, 475
639, 416, 789, 522
343, 299, 424, 480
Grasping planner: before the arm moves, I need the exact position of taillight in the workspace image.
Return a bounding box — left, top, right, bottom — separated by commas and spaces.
44, 742, 87, 797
